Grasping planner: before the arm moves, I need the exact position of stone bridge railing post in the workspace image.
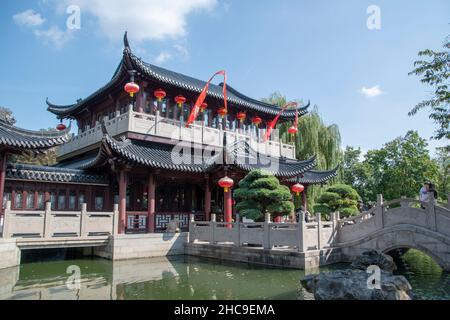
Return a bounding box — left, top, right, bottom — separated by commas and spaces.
297, 212, 307, 252
427, 192, 437, 232
43, 201, 52, 238
375, 194, 384, 229
316, 212, 322, 250
447, 192, 450, 210
2, 200, 11, 238
331, 211, 340, 244
210, 213, 216, 244
113, 203, 119, 235
188, 214, 195, 243
80, 203, 87, 237
263, 212, 271, 249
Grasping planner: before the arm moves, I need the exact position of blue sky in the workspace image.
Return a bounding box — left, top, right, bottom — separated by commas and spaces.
0, 0, 448, 156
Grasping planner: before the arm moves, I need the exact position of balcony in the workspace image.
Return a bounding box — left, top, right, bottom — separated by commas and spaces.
57, 109, 296, 159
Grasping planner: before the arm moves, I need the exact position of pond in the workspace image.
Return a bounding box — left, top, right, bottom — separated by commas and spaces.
0, 249, 448, 300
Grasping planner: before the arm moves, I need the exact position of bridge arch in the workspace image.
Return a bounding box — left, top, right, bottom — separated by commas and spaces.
339, 224, 450, 271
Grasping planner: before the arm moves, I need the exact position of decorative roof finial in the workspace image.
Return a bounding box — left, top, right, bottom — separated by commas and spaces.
123, 31, 130, 48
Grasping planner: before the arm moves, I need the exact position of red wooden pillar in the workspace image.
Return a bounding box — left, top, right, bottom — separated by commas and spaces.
118, 169, 127, 234
302, 185, 308, 212
204, 176, 211, 221
224, 189, 232, 224
0, 153, 6, 215
147, 173, 156, 233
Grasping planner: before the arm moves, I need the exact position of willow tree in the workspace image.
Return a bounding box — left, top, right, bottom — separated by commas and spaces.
262, 92, 343, 210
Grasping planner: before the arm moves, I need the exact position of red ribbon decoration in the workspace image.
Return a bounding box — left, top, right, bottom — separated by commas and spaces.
263, 101, 298, 142
186, 70, 227, 127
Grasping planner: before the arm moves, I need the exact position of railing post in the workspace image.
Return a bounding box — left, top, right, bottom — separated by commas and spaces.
113, 203, 119, 235
447, 192, 450, 210
155, 110, 159, 135
427, 192, 437, 232
2, 200, 11, 238
189, 214, 195, 243
263, 212, 271, 249
375, 194, 384, 229
297, 211, 307, 252
210, 213, 216, 244
316, 212, 322, 250
80, 203, 87, 237
44, 201, 52, 238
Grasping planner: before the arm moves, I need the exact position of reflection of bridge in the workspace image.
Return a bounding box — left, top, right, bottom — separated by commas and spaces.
187, 193, 450, 271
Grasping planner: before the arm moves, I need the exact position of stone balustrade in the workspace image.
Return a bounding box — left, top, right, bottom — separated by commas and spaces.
57, 109, 296, 159
188, 211, 340, 252
2, 201, 119, 240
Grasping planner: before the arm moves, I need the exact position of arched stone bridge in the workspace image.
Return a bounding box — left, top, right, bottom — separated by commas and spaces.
187, 193, 450, 271
336, 195, 450, 270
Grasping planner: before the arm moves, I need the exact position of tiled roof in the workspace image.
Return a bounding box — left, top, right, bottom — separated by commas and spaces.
47, 32, 309, 120
6, 163, 109, 185
81, 131, 316, 178
0, 118, 70, 151
286, 166, 339, 185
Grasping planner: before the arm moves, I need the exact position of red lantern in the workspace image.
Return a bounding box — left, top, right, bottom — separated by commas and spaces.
154, 89, 166, 102
200, 102, 208, 112
251, 116, 262, 126
124, 82, 140, 97
56, 123, 66, 131
291, 183, 305, 196
175, 95, 186, 108
218, 176, 234, 193
217, 107, 227, 118
288, 125, 298, 135
236, 111, 246, 123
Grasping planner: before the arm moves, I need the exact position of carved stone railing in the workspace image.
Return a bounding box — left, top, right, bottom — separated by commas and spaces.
2, 201, 119, 239
57, 109, 296, 159
189, 211, 340, 253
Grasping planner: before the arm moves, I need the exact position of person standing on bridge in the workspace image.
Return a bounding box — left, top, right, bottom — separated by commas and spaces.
419, 182, 430, 209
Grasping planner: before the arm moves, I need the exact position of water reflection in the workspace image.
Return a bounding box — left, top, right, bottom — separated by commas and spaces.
0, 251, 448, 300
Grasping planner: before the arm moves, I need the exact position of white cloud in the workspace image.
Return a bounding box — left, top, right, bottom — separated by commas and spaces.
71, 0, 217, 42
155, 52, 172, 64
360, 85, 383, 98
34, 26, 74, 49
13, 9, 46, 27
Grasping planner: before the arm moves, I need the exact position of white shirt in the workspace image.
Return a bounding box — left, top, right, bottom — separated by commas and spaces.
419, 187, 429, 202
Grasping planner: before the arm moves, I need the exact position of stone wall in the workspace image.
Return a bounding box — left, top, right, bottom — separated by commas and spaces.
0, 239, 20, 269
94, 232, 188, 260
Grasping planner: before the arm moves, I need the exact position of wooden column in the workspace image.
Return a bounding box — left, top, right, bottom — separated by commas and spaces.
0, 153, 6, 215
224, 189, 232, 224
204, 176, 211, 221
147, 173, 156, 233
118, 169, 127, 234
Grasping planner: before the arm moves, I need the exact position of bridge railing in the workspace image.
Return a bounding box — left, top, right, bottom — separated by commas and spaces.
1, 201, 119, 239
188, 211, 340, 253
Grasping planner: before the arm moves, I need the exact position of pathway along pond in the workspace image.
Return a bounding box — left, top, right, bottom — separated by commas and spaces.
0, 249, 448, 300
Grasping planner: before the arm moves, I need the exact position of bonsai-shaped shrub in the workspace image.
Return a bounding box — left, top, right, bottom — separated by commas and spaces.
234, 169, 294, 221
314, 184, 360, 217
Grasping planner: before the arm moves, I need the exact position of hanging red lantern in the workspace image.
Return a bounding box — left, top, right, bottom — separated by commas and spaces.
236, 111, 246, 123
217, 107, 227, 118
124, 82, 140, 97
154, 89, 166, 102
291, 183, 305, 196
56, 122, 66, 131
200, 102, 208, 112
288, 125, 298, 135
175, 95, 186, 108
251, 116, 262, 126
218, 176, 234, 193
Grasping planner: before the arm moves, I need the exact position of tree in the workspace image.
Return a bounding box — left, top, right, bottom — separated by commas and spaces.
234, 169, 294, 221
261, 92, 342, 210
434, 147, 450, 200
0, 106, 16, 124
342, 146, 374, 202
409, 36, 450, 143
343, 131, 440, 202
314, 184, 360, 218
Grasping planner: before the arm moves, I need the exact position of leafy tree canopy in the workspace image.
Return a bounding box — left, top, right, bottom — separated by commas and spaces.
234, 169, 294, 221
409, 36, 450, 143
314, 184, 360, 218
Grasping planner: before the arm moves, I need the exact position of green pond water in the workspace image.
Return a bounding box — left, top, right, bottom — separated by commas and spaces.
0, 249, 448, 300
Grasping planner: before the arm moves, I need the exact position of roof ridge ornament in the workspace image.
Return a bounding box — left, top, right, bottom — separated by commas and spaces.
123, 31, 130, 48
